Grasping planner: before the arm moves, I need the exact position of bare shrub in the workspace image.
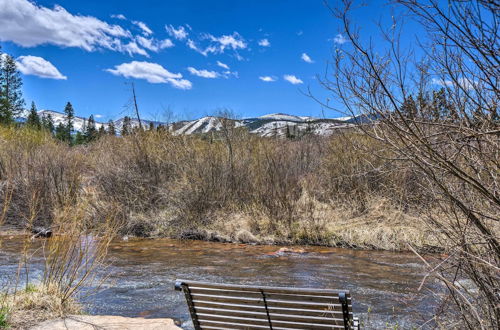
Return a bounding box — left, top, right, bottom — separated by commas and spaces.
0, 127, 84, 229
319, 0, 499, 327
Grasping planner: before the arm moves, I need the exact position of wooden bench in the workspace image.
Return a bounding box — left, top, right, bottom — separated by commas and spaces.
175, 279, 360, 330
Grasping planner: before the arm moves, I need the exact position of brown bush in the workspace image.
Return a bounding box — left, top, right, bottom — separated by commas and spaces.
0, 124, 443, 251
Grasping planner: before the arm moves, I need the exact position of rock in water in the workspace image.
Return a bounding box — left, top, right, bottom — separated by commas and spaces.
31, 227, 52, 238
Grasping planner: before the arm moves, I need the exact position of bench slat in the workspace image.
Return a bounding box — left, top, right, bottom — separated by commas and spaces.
191, 295, 352, 312
197, 314, 346, 329
199, 320, 304, 330
189, 287, 352, 303
193, 300, 351, 317
177, 279, 350, 295
195, 307, 347, 325
192, 299, 352, 313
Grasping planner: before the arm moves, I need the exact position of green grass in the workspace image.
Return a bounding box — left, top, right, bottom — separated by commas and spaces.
0, 307, 10, 329
24, 284, 37, 293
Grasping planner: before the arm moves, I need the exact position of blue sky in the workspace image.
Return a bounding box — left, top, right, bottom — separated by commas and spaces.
0, 0, 392, 122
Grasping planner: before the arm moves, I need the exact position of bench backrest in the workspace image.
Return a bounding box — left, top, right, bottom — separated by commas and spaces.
175, 279, 358, 330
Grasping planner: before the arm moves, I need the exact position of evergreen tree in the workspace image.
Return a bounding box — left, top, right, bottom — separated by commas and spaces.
41, 113, 55, 134
285, 124, 294, 139
400, 95, 417, 119
121, 116, 131, 135
0, 54, 24, 124
55, 123, 68, 142
84, 114, 97, 142
416, 91, 431, 119
63, 102, 74, 142
26, 101, 41, 129
107, 120, 116, 136
0, 48, 7, 124
74, 131, 86, 145
431, 88, 450, 121
98, 125, 106, 138
305, 122, 312, 135
149, 122, 154, 131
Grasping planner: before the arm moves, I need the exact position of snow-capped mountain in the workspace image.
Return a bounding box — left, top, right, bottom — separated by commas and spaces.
113, 117, 163, 132
38, 110, 105, 131
28, 110, 368, 137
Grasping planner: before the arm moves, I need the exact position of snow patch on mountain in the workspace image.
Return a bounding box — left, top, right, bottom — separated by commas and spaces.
21, 110, 371, 137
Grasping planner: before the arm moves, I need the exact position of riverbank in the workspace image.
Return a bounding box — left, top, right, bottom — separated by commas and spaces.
0, 197, 443, 253
114, 197, 443, 252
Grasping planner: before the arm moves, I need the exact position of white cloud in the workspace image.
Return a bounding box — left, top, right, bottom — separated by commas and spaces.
0, 0, 141, 53
16, 55, 67, 80
133, 21, 152, 36
333, 34, 348, 44
165, 24, 189, 40
431, 78, 453, 87
186, 39, 199, 51
301, 53, 313, 63
297, 30, 303, 36
188, 32, 247, 57
223, 70, 238, 79
136, 36, 174, 52
121, 41, 149, 57
94, 114, 103, 118
283, 74, 303, 84
217, 61, 229, 70
258, 39, 270, 47
159, 39, 174, 49
432, 77, 476, 90
0, 0, 172, 57
106, 61, 192, 89
259, 76, 277, 82
207, 32, 247, 51
187, 67, 219, 79
111, 14, 126, 20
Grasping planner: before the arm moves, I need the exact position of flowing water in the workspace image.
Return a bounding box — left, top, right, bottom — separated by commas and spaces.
0, 237, 441, 329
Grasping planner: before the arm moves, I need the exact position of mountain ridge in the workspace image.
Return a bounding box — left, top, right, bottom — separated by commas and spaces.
30, 110, 364, 137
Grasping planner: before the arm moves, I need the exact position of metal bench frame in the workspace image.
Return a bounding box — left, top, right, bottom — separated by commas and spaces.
175, 279, 360, 330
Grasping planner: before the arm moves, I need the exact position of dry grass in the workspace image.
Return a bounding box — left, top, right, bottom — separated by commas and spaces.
204, 196, 441, 251
0, 126, 448, 251
2, 284, 81, 329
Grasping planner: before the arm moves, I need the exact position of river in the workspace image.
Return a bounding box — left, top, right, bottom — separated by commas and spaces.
0, 237, 441, 329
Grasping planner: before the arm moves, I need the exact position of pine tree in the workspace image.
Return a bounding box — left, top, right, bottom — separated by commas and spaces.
429, 89, 446, 121
149, 122, 154, 131
0, 54, 24, 123
74, 131, 85, 145
0, 48, 8, 124
400, 95, 417, 119
42, 113, 55, 134
84, 115, 97, 142
107, 120, 116, 136
98, 125, 106, 138
63, 102, 74, 142
121, 116, 131, 135
55, 123, 68, 142
26, 101, 41, 129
